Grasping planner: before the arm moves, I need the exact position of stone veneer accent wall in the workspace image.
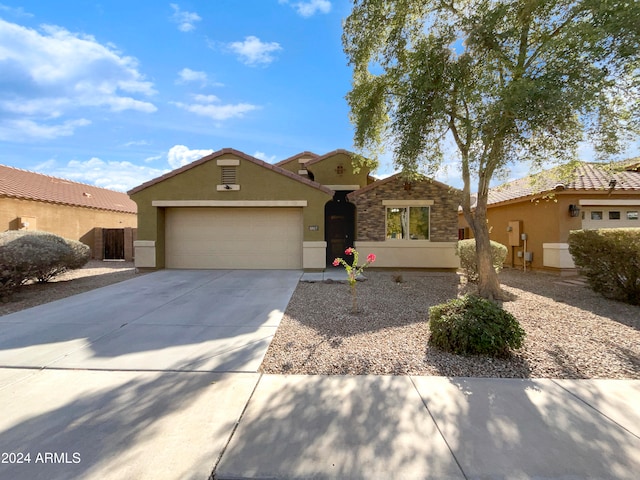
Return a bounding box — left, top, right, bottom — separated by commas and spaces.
348, 176, 461, 242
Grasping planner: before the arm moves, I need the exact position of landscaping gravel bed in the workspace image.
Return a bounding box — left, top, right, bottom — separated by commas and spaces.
0, 261, 140, 317
260, 269, 640, 379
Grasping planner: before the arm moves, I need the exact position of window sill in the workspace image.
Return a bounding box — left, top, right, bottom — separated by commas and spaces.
216, 184, 240, 191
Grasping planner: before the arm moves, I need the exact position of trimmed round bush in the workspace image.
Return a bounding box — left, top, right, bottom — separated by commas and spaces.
429, 295, 525, 357
456, 238, 507, 282
568, 228, 640, 305
0, 231, 90, 300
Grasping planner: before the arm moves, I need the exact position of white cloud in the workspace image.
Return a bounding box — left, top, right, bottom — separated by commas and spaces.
170, 4, 201, 32
0, 18, 156, 140
167, 145, 214, 169
177, 67, 206, 84
176, 67, 224, 88
0, 3, 33, 17
253, 151, 277, 163
228, 36, 282, 66
192, 94, 219, 103
123, 140, 150, 147
171, 93, 259, 121
35, 157, 168, 192
0, 118, 91, 141
279, 0, 331, 17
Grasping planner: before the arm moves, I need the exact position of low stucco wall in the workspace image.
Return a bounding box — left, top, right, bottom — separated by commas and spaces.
542, 243, 576, 269
303, 241, 327, 269
133, 240, 156, 268
354, 241, 459, 269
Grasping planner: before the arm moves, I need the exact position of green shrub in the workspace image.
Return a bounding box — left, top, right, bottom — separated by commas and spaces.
568, 228, 640, 305
429, 295, 525, 357
456, 238, 508, 282
0, 231, 90, 300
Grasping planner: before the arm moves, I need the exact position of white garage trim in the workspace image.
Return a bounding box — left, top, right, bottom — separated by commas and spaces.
165, 207, 303, 269
153, 200, 307, 207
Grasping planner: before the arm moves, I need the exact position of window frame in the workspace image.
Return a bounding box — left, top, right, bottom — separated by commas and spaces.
383, 200, 433, 241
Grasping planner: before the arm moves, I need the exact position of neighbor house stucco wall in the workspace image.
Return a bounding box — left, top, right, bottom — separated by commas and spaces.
1, 196, 137, 258
458, 191, 640, 272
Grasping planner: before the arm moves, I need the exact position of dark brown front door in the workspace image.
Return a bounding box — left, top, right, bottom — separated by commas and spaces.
103, 229, 125, 260
325, 192, 356, 265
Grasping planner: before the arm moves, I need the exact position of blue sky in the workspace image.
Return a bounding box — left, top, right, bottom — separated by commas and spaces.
1, 1, 638, 193
0, 0, 377, 191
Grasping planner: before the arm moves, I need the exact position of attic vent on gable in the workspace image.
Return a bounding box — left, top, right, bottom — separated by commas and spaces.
216, 158, 240, 191
221, 166, 236, 185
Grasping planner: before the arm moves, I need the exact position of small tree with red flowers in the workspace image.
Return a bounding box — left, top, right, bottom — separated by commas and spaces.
333, 247, 376, 313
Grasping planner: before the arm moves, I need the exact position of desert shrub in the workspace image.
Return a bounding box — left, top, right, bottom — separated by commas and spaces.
456, 239, 508, 282
429, 295, 525, 357
568, 228, 640, 305
0, 231, 90, 299
61, 238, 91, 271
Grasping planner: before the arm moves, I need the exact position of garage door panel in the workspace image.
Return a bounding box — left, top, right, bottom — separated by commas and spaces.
165, 208, 302, 269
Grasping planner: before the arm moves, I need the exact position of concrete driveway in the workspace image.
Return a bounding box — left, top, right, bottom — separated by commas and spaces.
0, 269, 301, 480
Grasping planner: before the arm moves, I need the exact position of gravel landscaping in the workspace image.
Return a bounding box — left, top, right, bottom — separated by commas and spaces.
0, 261, 140, 317
260, 269, 640, 379
3, 263, 638, 379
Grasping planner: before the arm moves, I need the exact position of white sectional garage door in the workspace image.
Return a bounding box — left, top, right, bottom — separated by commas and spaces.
165, 207, 303, 269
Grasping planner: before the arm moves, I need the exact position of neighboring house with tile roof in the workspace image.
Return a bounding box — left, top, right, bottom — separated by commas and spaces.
1, 165, 137, 260
128, 148, 460, 270
458, 159, 640, 273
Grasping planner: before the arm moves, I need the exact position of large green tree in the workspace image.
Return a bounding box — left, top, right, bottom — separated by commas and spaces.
343, 0, 640, 299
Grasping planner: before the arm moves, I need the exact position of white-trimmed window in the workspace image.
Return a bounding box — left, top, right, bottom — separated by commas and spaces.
384, 203, 431, 240
627, 211, 639, 220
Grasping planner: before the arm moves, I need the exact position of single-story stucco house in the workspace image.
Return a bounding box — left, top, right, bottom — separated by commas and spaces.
128, 148, 461, 271
1, 164, 138, 260
458, 159, 640, 273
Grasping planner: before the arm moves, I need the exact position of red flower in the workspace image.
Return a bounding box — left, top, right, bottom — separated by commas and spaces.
345, 247, 354, 255
332, 258, 340, 266
367, 253, 376, 263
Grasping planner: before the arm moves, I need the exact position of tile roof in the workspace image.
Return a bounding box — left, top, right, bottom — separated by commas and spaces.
348, 172, 459, 199
304, 149, 356, 167
274, 151, 319, 167
488, 159, 640, 205
0, 165, 137, 214
127, 148, 334, 196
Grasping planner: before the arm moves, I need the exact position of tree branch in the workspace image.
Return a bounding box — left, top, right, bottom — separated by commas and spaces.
524, 6, 584, 70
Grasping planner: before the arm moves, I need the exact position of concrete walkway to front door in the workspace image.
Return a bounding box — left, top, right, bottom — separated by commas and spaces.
0, 269, 300, 480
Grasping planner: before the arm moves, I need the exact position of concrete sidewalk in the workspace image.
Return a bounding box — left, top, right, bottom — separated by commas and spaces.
214, 375, 640, 480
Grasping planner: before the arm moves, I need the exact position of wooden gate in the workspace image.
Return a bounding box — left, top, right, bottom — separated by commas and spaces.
103, 229, 125, 260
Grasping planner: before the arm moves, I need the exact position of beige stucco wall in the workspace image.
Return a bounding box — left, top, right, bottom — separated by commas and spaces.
1, 196, 137, 257
130, 152, 333, 269
277, 152, 370, 190
306, 152, 370, 189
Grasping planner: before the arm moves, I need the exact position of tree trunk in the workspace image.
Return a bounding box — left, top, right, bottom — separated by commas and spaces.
473, 220, 501, 301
